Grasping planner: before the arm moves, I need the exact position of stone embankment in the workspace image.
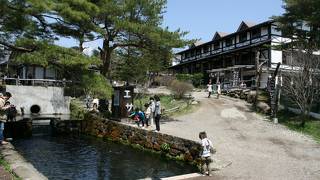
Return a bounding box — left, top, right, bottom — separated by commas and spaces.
0, 144, 48, 180
52, 114, 202, 165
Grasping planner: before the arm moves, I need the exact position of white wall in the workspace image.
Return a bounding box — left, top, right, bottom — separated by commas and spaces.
260, 72, 269, 88
6, 85, 70, 115
271, 49, 282, 64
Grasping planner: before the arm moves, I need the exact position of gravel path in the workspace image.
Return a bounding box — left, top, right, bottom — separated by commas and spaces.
160, 91, 320, 180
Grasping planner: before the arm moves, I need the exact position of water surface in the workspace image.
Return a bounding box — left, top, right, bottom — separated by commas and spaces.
13, 135, 197, 180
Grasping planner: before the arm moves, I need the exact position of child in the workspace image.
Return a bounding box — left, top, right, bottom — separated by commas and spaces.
199, 131, 213, 176
129, 108, 145, 128
144, 103, 151, 128
207, 80, 213, 98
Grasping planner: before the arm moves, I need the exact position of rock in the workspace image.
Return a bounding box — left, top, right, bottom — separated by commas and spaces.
191, 100, 198, 105
234, 94, 240, 98
247, 91, 256, 103
257, 102, 270, 114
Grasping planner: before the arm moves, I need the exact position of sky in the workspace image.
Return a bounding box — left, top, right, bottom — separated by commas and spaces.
56, 0, 285, 54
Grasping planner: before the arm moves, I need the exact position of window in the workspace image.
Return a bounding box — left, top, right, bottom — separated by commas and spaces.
239, 33, 247, 42
204, 45, 210, 53
214, 42, 220, 50
251, 28, 261, 39
196, 49, 201, 55
226, 38, 233, 47
186, 52, 190, 58
190, 50, 195, 57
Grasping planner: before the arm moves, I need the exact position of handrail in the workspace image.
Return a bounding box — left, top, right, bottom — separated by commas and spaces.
1, 77, 72, 86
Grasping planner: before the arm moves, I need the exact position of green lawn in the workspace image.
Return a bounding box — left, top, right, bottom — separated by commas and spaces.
277, 110, 320, 142
134, 94, 197, 116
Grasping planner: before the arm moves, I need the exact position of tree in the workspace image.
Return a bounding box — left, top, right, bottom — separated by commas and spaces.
90, 0, 190, 76
0, 0, 53, 52
274, 0, 320, 126
50, 0, 99, 52
274, 0, 320, 49
281, 47, 320, 126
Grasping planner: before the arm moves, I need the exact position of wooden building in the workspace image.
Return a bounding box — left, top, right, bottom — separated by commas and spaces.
170, 20, 288, 89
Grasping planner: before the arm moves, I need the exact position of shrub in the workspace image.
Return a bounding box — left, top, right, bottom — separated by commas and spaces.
153, 75, 175, 86
176, 73, 203, 87
70, 99, 86, 119
80, 72, 113, 99
160, 143, 171, 152
168, 80, 194, 99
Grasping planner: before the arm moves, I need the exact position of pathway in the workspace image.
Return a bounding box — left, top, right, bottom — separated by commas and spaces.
160, 91, 320, 180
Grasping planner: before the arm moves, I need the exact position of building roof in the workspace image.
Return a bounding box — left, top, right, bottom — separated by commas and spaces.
176, 20, 274, 55
237, 21, 257, 32
190, 41, 205, 48
212, 32, 229, 40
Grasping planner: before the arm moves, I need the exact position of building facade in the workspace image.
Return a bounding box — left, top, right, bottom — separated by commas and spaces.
170, 20, 288, 88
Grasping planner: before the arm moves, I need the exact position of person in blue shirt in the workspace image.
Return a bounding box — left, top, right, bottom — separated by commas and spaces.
129, 108, 145, 128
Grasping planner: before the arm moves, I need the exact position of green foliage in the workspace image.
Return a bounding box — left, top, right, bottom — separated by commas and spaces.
80, 72, 113, 99
168, 80, 194, 99
70, 99, 86, 120
176, 73, 203, 87
13, 40, 100, 69
160, 143, 171, 152
273, 0, 320, 49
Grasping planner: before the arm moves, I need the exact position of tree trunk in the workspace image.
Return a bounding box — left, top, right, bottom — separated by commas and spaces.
100, 40, 112, 77
79, 40, 84, 53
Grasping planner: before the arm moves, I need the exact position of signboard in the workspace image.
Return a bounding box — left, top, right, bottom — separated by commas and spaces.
113, 90, 120, 106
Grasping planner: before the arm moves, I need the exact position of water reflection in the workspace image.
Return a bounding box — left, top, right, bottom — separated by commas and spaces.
12, 135, 196, 180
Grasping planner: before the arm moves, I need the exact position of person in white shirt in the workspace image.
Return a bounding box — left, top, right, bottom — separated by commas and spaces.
92, 97, 99, 111
144, 103, 151, 128
154, 95, 161, 132
149, 97, 156, 126
207, 81, 213, 98
216, 81, 221, 99
199, 131, 213, 176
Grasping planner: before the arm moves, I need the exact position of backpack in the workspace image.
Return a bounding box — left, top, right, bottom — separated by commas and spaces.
6, 105, 17, 121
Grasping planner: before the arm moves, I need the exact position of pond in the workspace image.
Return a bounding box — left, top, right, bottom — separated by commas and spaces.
12, 135, 197, 180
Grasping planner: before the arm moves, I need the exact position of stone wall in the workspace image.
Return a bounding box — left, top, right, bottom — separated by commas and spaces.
52, 114, 202, 164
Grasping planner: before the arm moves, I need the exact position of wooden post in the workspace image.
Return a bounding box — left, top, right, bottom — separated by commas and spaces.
254, 51, 260, 109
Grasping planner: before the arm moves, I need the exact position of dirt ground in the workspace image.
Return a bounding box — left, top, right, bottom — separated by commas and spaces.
160, 91, 320, 180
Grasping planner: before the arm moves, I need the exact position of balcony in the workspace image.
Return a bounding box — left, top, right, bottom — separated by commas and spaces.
179, 34, 270, 64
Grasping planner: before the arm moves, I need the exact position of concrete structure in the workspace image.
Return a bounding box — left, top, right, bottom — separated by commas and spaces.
0, 143, 48, 180
6, 85, 70, 115
170, 20, 291, 88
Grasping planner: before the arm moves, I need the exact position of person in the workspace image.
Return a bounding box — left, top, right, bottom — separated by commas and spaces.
149, 97, 156, 126
144, 103, 151, 128
129, 108, 145, 128
207, 80, 213, 98
85, 94, 91, 109
199, 131, 213, 176
5, 101, 17, 122
240, 81, 246, 89
0, 92, 12, 145
216, 82, 221, 99
154, 95, 161, 132
92, 97, 99, 112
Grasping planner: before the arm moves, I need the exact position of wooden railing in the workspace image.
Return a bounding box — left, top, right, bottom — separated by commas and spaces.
180, 35, 270, 63
1, 78, 72, 87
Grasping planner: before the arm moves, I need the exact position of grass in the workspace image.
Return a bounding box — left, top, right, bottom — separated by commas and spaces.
134, 94, 198, 116
0, 156, 21, 180
277, 110, 320, 142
